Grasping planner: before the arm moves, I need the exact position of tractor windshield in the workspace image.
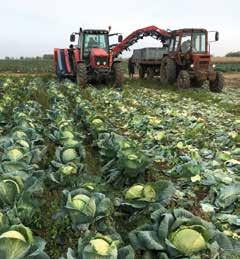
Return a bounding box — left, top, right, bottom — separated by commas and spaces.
180, 32, 207, 53
83, 34, 108, 57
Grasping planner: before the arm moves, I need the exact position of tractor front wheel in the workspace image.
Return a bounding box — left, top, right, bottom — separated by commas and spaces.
209, 72, 224, 93
177, 70, 191, 89
160, 58, 176, 84
112, 62, 124, 88
76, 63, 87, 87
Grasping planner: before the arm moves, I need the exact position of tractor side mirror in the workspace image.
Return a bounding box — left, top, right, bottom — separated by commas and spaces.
70, 34, 75, 42
215, 32, 219, 41
118, 35, 123, 43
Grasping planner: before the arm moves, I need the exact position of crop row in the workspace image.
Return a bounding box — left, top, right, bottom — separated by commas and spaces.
0, 77, 239, 259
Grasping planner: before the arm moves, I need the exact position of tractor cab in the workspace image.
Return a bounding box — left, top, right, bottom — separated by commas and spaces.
168, 29, 219, 70
70, 29, 110, 69
160, 28, 223, 92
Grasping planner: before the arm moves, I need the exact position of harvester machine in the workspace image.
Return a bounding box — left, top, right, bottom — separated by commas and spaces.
54, 26, 170, 88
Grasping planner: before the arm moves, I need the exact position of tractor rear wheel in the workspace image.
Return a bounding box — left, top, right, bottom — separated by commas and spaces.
209, 72, 224, 92
76, 63, 87, 87
139, 65, 145, 79
177, 70, 191, 89
160, 58, 176, 84
112, 62, 124, 88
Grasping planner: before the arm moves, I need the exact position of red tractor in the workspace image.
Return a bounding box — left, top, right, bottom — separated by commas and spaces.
160, 29, 224, 92
54, 27, 124, 87
54, 26, 170, 88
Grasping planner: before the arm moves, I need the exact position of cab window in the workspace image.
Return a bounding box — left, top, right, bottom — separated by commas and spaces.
180, 33, 192, 53
83, 34, 108, 57
174, 36, 180, 51
169, 39, 175, 52
193, 33, 206, 52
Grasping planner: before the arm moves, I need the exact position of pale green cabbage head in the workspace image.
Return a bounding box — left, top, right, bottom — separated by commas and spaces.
125, 185, 144, 200
0, 230, 26, 242
0, 178, 24, 205
6, 149, 24, 162
13, 131, 27, 140
125, 184, 156, 202
63, 139, 79, 147
61, 131, 74, 140
60, 165, 77, 176
170, 228, 207, 256
143, 185, 156, 201
62, 148, 77, 163
92, 119, 103, 126
17, 140, 30, 148
0, 225, 33, 259
72, 194, 91, 210
83, 236, 118, 259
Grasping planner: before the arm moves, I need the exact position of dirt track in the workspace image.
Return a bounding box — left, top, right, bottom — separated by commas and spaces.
224, 72, 240, 88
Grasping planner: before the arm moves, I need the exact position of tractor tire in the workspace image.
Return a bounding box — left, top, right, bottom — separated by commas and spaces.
160, 58, 176, 84
112, 62, 124, 88
76, 63, 87, 87
139, 65, 145, 79
177, 70, 191, 89
147, 67, 154, 79
209, 72, 224, 93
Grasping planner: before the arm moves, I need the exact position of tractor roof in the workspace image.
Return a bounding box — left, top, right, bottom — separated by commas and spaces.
173, 28, 207, 34
83, 29, 109, 34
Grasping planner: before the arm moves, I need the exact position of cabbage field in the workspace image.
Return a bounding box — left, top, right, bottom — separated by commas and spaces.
0, 74, 239, 259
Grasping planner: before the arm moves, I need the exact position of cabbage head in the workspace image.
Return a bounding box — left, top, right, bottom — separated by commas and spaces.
6, 148, 24, 162
67, 193, 96, 224
12, 131, 27, 140
61, 130, 74, 140
90, 117, 107, 134
64, 189, 112, 230
60, 164, 78, 176
82, 235, 118, 259
16, 140, 30, 149
0, 177, 24, 206
62, 148, 78, 163
125, 184, 156, 202
62, 139, 79, 148
0, 225, 33, 259
125, 185, 144, 200
170, 227, 207, 256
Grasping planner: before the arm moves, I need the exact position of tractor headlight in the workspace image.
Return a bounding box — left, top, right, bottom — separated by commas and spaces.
97, 61, 100, 66
212, 64, 216, 68
190, 64, 194, 68
103, 61, 107, 66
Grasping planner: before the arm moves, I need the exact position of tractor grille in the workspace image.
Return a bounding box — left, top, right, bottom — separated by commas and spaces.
95, 57, 108, 66
199, 60, 209, 69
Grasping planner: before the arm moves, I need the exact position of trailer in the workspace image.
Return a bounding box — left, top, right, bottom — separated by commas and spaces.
130, 47, 168, 79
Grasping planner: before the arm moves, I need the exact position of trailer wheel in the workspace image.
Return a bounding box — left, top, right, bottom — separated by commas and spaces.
112, 62, 124, 88
76, 63, 87, 87
147, 67, 154, 79
209, 72, 224, 93
160, 58, 176, 84
139, 65, 145, 79
177, 70, 191, 89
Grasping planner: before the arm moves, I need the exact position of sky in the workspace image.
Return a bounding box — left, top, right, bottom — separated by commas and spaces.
0, 0, 239, 58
